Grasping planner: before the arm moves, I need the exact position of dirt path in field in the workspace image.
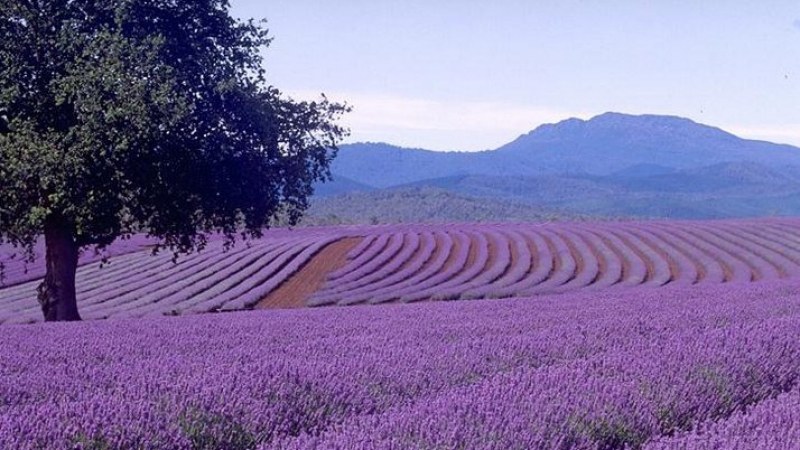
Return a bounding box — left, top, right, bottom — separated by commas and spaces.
256, 237, 362, 309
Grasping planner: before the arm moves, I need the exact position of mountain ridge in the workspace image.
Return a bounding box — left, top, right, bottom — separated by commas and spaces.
320, 112, 800, 221
331, 112, 800, 188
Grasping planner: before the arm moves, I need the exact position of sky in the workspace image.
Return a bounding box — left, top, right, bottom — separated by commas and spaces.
230, 1, 800, 151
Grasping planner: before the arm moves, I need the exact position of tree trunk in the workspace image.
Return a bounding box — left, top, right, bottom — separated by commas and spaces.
36, 216, 81, 321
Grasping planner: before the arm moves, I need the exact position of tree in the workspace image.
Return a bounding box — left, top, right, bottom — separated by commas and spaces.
0, 0, 349, 321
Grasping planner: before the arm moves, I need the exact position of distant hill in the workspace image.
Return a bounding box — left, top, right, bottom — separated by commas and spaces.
303, 187, 592, 225
329, 113, 800, 187
386, 162, 800, 219
328, 143, 482, 188
312, 174, 375, 197
494, 112, 800, 174
316, 113, 800, 221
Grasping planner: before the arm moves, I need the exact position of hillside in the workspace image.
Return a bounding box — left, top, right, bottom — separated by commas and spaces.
318, 114, 800, 221
4, 218, 800, 323
330, 113, 800, 188
311, 174, 376, 197
303, 187, 591, 225
383, 162, 800, 219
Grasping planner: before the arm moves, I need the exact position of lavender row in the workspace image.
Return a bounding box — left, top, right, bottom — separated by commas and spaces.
460, 229, 531, 300
582, 225, 637, 287
700, 223, 784, 281
394, 231, 471, 303
334, 232, 436, 306
0, 235, 159, 288
280, 283, 800, 449
678, 225, 755, 282
311, 220, 800, 306
634, 224, 710, 283
319, 233, 417, 304
5, 219, 800, 317
365, 231, 456, 305
435, 229, 512, 301
116, 240, 301, 318
425, 230, 491, 301
606, 227, 662, 286
1, 229, 355, 322
217, 234, 346, 311
325, 233, 390, 282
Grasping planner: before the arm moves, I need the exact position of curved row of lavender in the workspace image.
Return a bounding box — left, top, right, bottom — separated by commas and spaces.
3, 218, 800, 322
0, 235, 159, 288
2, 280, 800, 449
0, 227, 359, 324
308, 218, 800, 306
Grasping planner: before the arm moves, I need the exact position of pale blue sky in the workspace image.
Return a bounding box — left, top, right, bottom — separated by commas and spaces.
231, 1, 800, 151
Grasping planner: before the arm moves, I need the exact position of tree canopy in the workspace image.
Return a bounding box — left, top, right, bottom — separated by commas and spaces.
0, 0, 349, 320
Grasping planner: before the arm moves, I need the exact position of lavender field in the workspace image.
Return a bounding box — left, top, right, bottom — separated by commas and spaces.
4, 218, 800, 449
4, 218, 800, 323
2, 280, 800, 449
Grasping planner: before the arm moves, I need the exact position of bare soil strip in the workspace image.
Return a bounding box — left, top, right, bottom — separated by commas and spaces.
256, 237, 362, 309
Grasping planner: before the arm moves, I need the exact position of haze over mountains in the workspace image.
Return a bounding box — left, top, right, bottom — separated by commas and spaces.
310, 113, 800, 221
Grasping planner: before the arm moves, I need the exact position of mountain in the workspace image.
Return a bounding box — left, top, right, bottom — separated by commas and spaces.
496, 112, 800, 174
315, 112, 800, 221
328, 143, 483, 188
329, 112, 800, 188
611, 163, 677, 178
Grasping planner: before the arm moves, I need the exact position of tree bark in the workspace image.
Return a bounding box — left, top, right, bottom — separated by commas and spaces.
36, 216, 81, 321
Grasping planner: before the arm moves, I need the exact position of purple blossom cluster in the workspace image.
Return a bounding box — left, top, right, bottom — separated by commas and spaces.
2, 281, 800, 449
